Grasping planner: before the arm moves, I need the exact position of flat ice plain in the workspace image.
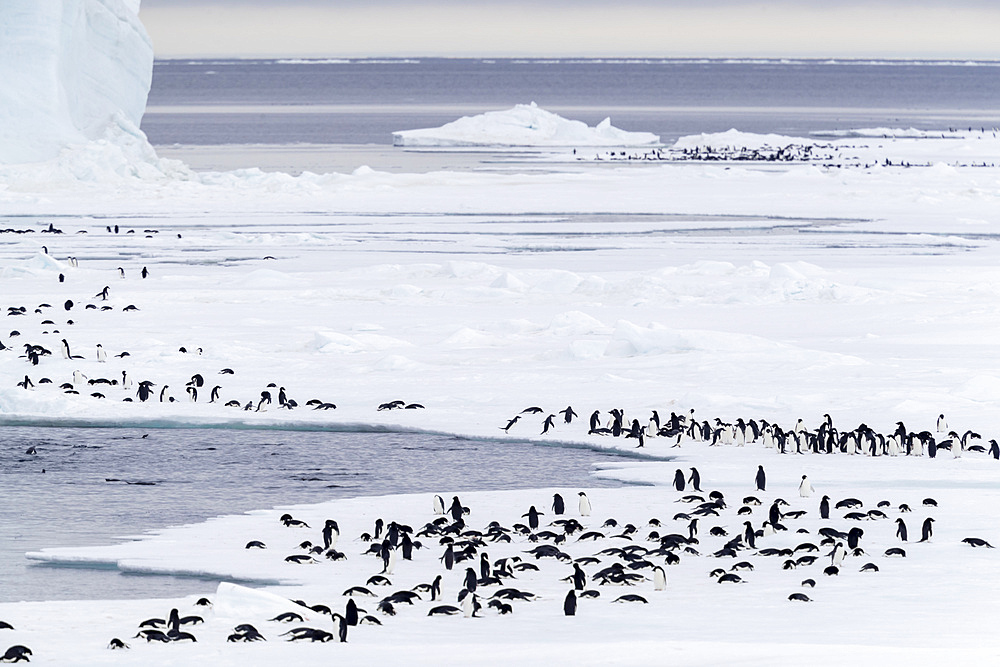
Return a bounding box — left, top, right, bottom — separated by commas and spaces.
2, 121, 1000, 665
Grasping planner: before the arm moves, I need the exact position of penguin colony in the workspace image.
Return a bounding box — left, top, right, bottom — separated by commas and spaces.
2, 470, 993, 659
2, 232, 421, 416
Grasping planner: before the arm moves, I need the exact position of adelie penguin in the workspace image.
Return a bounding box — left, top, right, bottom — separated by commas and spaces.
755, 465, 766, 491
552, 493, 565, 515
919, 517, 935, 542
563, 590, 577, 616
895, 518, 908, 542
673, 469, 685, 491
798, 475, 813, 497
819, 495, 830, 520
688, 467, 702, 492
578, 492, 591, 517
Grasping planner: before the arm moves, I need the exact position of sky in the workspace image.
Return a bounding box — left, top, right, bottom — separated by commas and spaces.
138, 1, 1000, 60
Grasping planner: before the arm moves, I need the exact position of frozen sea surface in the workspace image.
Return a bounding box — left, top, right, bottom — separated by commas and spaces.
1, 426, 633, 602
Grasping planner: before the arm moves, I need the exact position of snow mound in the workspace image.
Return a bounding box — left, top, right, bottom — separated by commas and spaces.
0, 0, 153, 164
393, 103, 661, 147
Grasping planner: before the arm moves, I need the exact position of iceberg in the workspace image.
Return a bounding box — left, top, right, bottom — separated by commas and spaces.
393, 102, 661, 147
0, 0, 152, 164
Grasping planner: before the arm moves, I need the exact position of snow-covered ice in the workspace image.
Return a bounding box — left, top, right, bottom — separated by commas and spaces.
2, 26, 1000, 661
392, 102, 661, 147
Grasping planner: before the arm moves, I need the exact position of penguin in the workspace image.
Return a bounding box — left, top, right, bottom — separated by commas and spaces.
186, 386, 198, 402
463, 567, 478, 593
819, 495, 830, 520
541, 414, 556, 434
563, 590, 577, 616
936, 413, 948, 432
755, 465, 766, 491
919, 517, 934, 542
344, 599, 359, 626
433, 540, 452, 569
688, 467, 702, 492
798, 475, 813, 498
159, 385, 170, 402
578, 492, 591, 517
209, 385, 221, 403
96, 344, 107, 362
653, 565, 667, 591
830, 541, 846, 566
673, 469, 685, 491
990, 439, 1000, 460
571, 563, 586, 590
742, 521, 756, 549
847, 527, 864, 550
589, 410, 601, 433
479, 552, 490, 580
323, 519, 340, 549
141, 266, 149, 279
332, 613, 348, 643
502, 416, 520, 432
432, 494, 446, 515
552, 493, 565, 515
449, 496, 465, 522
60, 338, 71, 359
522, 506, 543, 530
559, 406, 577, 423
687, 518, 698, 541
895, 518, 907, 541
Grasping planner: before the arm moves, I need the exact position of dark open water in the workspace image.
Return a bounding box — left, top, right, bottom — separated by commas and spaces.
142, 58, 1000, 147
1, 426, 635, 602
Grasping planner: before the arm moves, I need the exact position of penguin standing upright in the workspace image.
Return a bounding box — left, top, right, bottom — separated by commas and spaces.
830, 542, 846, 566
688, 467, 702, 492
895, 518, 908, 542
563, 590, 577, 616
345, 599, 359, 626
653, 565, 667, 591
96, 344, 106, 362
463, 567, 478, 593
847, 527, 864, 550
919, 517, 935, 542
552, 493, 565, 515
578, 492, 591, 517
432, 495, 445, 515
589, 410, 601, 433
798, 475, 814, 498
755, 465, 766, 491
819, 495, 830, 520
673, 469, 685, 491
322, 519, 339, 550
449, 496, 464, 522
442, 544, 454, 570
768, 501, 781, 527
743, 521, 756, 549
571, 563, 586, 590
522, 506, 543, 531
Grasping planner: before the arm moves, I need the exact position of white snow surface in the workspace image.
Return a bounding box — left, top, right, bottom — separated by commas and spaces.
0, 0, 152, 164
2, 129, 1000, 664
392, 103, 661, 147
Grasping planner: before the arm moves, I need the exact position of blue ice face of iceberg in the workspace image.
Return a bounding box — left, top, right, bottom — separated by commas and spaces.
0, 0, 153, 164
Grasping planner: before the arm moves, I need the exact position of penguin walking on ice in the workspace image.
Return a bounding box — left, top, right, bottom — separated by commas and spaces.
559, 406, 577, 424
742, 521, 756, 549
819, 495, 830, 520
755, 465, 766, 491
830, 541, 846, 567
673, 469, 685, 491
798, 475, 813, 498
552, 493, 565, 515
578, 492, 591, 517
688, 467, 702, 492
571, 563, 586, 590
541, 414, 556, 435
895, 518, 908, 542
919, 517, 935, 542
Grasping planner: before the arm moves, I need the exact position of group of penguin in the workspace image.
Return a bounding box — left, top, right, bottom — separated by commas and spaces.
9, 460, 982, 658
507, 406, 1000, 461
1, 261, 421, 415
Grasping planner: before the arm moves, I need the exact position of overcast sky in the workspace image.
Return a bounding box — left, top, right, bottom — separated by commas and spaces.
138, 1, 1000, 59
